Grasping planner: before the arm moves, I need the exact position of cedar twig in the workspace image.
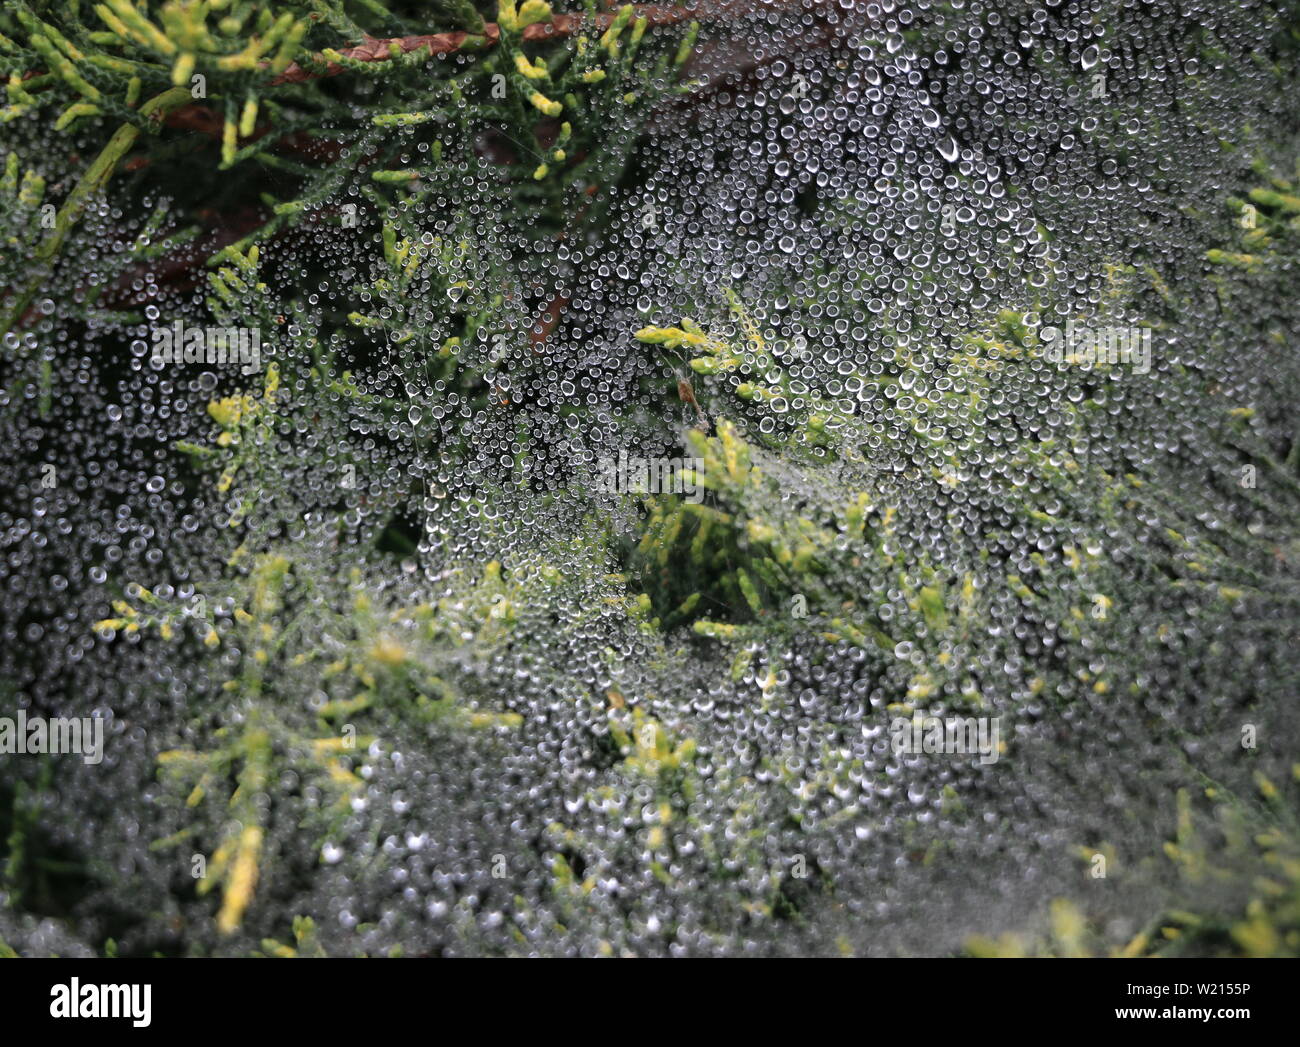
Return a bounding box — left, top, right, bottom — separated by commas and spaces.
266, 5, 755, 86
1, 85, 195, 337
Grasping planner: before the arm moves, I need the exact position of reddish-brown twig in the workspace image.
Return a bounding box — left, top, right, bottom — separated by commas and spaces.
267, 6, 727, 85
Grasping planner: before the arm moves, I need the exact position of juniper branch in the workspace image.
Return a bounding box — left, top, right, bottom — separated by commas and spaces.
1, 84, 192, 337
266, 4, 727, 85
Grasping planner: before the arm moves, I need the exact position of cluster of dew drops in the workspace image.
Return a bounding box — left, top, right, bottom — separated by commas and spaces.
2, 0, 1299, 955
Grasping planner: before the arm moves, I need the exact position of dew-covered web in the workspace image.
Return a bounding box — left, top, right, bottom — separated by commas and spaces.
1, 0, 1298, 956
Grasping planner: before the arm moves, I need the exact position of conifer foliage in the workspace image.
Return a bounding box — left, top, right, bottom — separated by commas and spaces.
1, 1, 1300, 957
